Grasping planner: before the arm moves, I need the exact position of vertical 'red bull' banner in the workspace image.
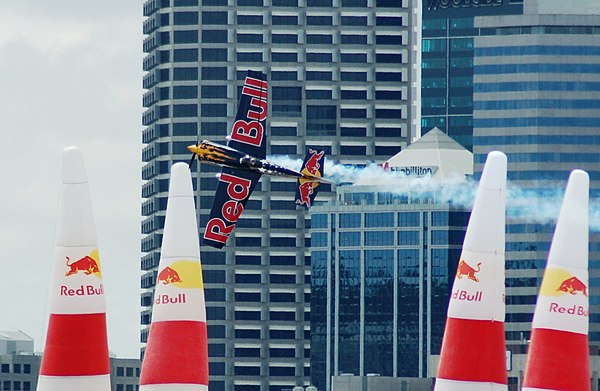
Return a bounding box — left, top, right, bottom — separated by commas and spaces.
523, 170, 590, 391
140, 163, 209, 391
37, 147, 111, 391
435, 151, 507, 391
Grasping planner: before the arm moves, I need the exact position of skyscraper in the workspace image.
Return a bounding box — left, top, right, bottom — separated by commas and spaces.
141, 1, 419, 390
472, 0, 600, 348
309, 131, 472, 391
421, 0, 523, 151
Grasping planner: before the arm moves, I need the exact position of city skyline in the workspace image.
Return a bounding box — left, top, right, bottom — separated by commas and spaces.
2, 1, 600, 385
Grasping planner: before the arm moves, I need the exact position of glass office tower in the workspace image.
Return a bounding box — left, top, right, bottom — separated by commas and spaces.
309, 186, 469, 391
421, 0, 523, 151
472, 3, 600, 348
141, 1, 418, 390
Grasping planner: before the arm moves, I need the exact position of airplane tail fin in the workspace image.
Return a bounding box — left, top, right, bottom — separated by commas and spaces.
295, 149, 326, 209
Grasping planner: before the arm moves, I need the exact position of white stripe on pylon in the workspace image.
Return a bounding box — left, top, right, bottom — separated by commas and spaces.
37, 375, 110, 391
435, 379, 507, 391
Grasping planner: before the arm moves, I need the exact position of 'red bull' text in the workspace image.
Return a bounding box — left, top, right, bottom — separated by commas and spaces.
155, 293, 186, 305
451, 289, 483, 302
549, 302, 588, 317
60, 284, 104, 296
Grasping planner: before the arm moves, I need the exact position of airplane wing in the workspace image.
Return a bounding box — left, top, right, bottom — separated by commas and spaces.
203, 70, 268, 249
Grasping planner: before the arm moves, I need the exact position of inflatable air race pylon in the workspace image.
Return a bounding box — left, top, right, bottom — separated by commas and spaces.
435, 151, 507, 391
140, 162, 209, 390
37, 147, 110, 391
523, 170, 590, 391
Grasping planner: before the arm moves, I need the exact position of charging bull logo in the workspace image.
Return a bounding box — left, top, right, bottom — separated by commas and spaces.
456, 259, 481, 282
303, 149, 324, 176
558, 276, 588, 296
65, 255, 101, 277
156, 261, 204, 289
296, 181, 317, 208
296, 149, 324, 208
158, 266, 183, 285
540, 267, 588, 298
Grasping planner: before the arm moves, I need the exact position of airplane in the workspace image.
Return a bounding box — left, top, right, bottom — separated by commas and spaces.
187, 70, 331, 249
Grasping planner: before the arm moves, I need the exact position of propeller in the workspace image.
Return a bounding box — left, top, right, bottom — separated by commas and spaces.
188, 135, 200, 168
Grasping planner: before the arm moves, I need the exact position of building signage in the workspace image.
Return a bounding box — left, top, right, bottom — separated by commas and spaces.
391, 166, 438, 177
427, 0, 502, 11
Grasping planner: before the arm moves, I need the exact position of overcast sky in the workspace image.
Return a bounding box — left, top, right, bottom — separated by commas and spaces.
0, 1, 143, 358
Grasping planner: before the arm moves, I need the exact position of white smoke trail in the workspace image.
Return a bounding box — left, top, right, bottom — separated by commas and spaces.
268, 155, 600, 232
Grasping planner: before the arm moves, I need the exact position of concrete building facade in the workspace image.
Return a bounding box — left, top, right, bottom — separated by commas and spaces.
472, 0, 600, 348
141, 1, 420, 390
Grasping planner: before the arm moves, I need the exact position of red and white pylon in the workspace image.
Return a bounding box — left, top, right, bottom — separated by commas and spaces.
139, 162, 209, 390
37, 147, 110, 391
523, 170, 590, 391
435, 151, 508, 391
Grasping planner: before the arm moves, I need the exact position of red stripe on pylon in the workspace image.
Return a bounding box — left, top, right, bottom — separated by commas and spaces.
140, 320, 209, 385
437, 317, 507, 384
40, 313, 110, 376
523, 328, 590, 391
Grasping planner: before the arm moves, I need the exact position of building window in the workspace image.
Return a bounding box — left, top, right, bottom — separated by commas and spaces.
341, 71, 367, 81
340, 213, 361, 228
341, 16, 367, 26
174, 11, 198, 25
235, 348, 260, 358
307, 16, 333, 25
237, 33, 263, 43
272, 15, 298, 25
272, 52, 298, 62
341, 34, 367, 44
238, 52, 263, 62
307, 34, 333, 44
376, 16, 402, 26
307, 52, 332, 62
202, 12, 227, 25
173, 30, 198, 44
271, 71, 297, 81
365, 231, 394, 246
202, 29, 228, 43
173, 67, 198, 81
237, 15, 263, 25
365, 213, 394, 228
398, 230, 420, 245
306, 71, 333, 81
173, 86, 198, 99
339, 231, 361, 246
272, 34, 298, 44
235, 273, 261, 283
202, 48, 227, 62
269, 329, 296, 339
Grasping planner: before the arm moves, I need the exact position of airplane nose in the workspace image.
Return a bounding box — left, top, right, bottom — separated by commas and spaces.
187, 145, 197, 153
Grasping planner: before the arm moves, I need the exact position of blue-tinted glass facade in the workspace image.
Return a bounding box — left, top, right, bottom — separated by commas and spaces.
421, 0, 523, 151
310, 186, 469, 390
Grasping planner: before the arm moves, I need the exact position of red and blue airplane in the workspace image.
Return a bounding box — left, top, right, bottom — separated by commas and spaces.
187, 70, 330, 249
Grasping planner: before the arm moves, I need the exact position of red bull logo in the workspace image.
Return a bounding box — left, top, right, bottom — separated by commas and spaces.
303, 149, 324, 176
296, 181, 317, 208
65, 255, 101, 277
557, 276, 588, 296
296, 149, 324, 208
158, 266, 183, 285
60, 284, 104, 297
539, 267, 589, 318
455, 259, 481, 282
155, 261, 204, 306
